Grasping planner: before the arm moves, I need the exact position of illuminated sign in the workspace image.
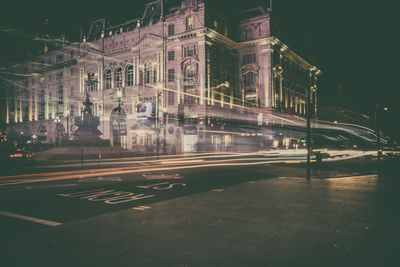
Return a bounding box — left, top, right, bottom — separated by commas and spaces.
136, 102, 154, 120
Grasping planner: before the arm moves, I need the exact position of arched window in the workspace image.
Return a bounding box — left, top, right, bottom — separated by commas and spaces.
126, 65, 134, 86
144, 62, 152, 84
244, 72, 256, 86
115, 67, 122, 88
186, 16, 193, 31
105, 69, 112, 89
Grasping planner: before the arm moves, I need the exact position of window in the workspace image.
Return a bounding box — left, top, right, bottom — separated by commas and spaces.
58, 84, 64, 104
70, 50, 74, 58
144, 62, 152, 84
57, 71, 63, 80
167, 113, 175, 122
105, 69, 112, 89
126, 65, 133, 86
168, 91, 175, 106
244, 28, 254, 41
56, 54, 64, 63
186, 16, 193, 31
168, 51, 175, 61
168, 69, 175, 82
70, 105, 74, 117
70, 68, 74, 76
115, 67, 122, 88
39, 89, 45, 120
183, 44, 197, 58
168, 24, 175, 36
243, 54, 256, 65
244, 72, 256, 86
88, 73, 97, 92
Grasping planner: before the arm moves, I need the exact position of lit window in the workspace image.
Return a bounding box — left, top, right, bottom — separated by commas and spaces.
186, 16, 193, 31
115, 67, 122, 87
105, 69, 112, 89
126, 65, 133, 86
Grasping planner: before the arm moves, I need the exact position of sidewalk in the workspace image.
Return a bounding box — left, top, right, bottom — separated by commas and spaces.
3, 162, 398, 267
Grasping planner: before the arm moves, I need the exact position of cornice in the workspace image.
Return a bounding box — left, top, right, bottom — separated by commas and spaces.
30, 59, 78, 75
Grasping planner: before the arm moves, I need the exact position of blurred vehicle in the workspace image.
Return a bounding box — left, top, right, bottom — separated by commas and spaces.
8, 148, 35, 160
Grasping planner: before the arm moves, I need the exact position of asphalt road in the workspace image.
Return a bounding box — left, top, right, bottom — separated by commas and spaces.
0, 151, 398, 266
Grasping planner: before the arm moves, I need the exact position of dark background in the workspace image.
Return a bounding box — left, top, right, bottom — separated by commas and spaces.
0, 0, 398, 136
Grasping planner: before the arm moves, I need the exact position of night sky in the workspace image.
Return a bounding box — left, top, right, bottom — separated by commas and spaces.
1, 0, 398, 116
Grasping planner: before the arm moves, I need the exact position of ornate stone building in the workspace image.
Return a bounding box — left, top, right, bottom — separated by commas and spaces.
1, 0, 320, 153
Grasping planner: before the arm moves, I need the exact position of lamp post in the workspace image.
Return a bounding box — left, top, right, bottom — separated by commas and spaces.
54, 116, 61, 146
66, 109, 70, 140
116, 90, 122, 148
306, 71, 313, 180
155, 83, 163, 158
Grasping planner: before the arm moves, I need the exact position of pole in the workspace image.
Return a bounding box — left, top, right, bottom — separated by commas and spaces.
102, 32, 105, 136
306, 72, 312, 180
66, 114, 69, 140
156, 90, 160, 158
376, 102, 381, 163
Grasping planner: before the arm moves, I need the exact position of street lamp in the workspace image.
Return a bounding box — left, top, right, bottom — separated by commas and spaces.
155, 83, 163, 157
116, 90, 123, 148
54, 116, 61, 146
66, 109, 70, 140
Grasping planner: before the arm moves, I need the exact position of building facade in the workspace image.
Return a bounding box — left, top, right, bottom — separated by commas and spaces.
1, 0, 321, 153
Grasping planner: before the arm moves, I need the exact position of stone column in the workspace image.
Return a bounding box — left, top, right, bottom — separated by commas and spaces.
19, 96, 22, 122
29, 91, 32, 121
6, 98, 9, 124
198, 40, 205, 105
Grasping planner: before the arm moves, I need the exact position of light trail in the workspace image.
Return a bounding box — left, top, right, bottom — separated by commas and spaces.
0, 149, 378, 187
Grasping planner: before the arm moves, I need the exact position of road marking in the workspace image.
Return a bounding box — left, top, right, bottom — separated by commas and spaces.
212, 188, 224, 192
58, 189, 155, 205
0, 210, 62, 227
132, 206, 151, 211
25, 183, 78, 190
143, 174, 183, 180
78, 176, 122, 182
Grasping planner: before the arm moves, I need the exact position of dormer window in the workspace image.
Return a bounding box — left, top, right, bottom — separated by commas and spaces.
186, 16, 193, 31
